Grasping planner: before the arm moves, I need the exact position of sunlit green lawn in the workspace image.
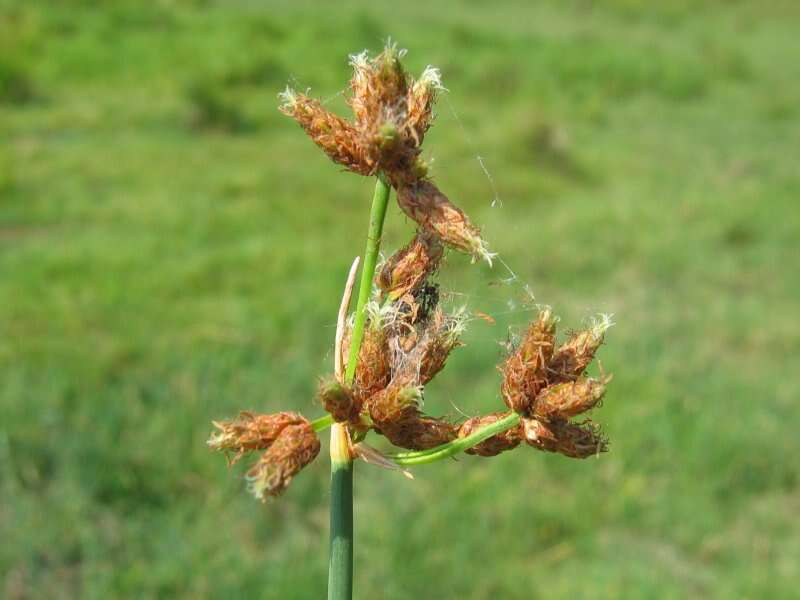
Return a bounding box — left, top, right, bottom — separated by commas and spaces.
2, 1, 799, 597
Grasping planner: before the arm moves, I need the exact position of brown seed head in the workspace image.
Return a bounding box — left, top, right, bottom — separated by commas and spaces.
500, 308, 558, 415
416, 308, 466, 384
207, 411, 308, 464
395, 178, 493, 264
279, 89, 373, 175
459, 411, 522, 457
319, 377, 360, 423
524, 418, 607, 459
376, 230, 444, 301
548, 314, 612, 383
342, 314, 392, 404
404, 66, 442, 147
246, 421, 321, 501
347, 46, 420, 175
368, 383, 422, 425
378, 415, 457, 451
532, 377, 607, 420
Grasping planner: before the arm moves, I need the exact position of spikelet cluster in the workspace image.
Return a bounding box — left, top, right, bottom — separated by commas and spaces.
246, 421, 320, 500
210, 44, 617, 503
280, 44, 492, 263
208, 412, 320, 500
465, 309, 614, 459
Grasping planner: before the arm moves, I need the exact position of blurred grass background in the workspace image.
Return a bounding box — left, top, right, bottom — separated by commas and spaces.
2, 0, 799, 598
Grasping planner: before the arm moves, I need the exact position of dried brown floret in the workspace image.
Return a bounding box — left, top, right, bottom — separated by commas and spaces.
521, 416, 559, 446
367, 381, 457, 450
548, 315, 612, 383
395, 178, 493, 264
368, 383, 422, 426
319, 377, 361, 423
246, 421, 321, 500
342, 317, 392, 404
459, 412, 522, 457
500, 308, 558, 415
403, 67, 442, 147
524, 418, 607, 459
532, 377, 607, 420
207, 411, 308, 464
376, 230, 443, 301
378, 415, 457, 451
279, 90, 373, 175
349, 46, 409, 129
415, 308, 466, 384
348, 46, 420, 175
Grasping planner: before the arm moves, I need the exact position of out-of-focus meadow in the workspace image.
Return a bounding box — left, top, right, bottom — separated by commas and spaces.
2, 0, 799, 597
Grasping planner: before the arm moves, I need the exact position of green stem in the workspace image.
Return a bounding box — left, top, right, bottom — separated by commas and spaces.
344, 174, 391, 386
312, 414, 334, 432
328, 175, 391, 600
389, 412, 521, 466
328, 423, 354, 600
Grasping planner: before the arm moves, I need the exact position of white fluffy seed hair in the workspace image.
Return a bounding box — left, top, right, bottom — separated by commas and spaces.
472, 239, 497, 267
416, 66, 446, 92
277, 86, 297, 109
443, 306, 469, 341
364, 299, 404, 331
589, 313, 615, 338
348, 50, 370, 70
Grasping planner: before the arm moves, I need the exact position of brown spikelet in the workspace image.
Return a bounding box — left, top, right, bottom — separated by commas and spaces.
368, 383, 421, 426
378, 415, 458, 451
521, 417, 559, 446
342, 320, 392, 404
524, 418, 607, 459
404, 67, 442, 147
207, 411, 307, 464
347, 47, 420, 175
500, 308, 558, 415
246, 421, 321, 501
319, 377, 361, 423
376, 230, 443, 301
349, 46, 409, 128
548, 315, 611, 383
395, 178, 492, 263
367, 379, 458, 450
279, 91, 373, 175
417, 308, 465, 384
459, 412, 522, 457
532, 377, 607, 420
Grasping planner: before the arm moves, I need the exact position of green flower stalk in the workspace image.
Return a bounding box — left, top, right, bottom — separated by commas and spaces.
207, 42, 616, 600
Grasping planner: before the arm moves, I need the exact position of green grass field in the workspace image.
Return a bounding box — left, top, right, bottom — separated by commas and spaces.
2, 1, 799, 597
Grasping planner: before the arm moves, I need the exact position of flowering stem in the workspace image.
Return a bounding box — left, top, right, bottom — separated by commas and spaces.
328, 175, 391, 600
389, 412, 522, 466
344, 174, 391, 384
328, 423, 354, 600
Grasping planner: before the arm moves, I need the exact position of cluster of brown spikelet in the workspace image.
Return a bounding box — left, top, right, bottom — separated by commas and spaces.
279, 43, 493, 264
207, 44, 613, 501
466, 309, 612, 458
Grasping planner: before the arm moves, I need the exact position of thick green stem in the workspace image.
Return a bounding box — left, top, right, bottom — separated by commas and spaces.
389, 412, 521, 466
328, 176, 391, 600
328, 423, 354, 600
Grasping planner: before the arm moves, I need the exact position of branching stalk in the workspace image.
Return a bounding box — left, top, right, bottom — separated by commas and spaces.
389, 412, 521, 465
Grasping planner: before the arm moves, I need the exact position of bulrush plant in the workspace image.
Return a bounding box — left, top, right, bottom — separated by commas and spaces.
207, 43, 614, 600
